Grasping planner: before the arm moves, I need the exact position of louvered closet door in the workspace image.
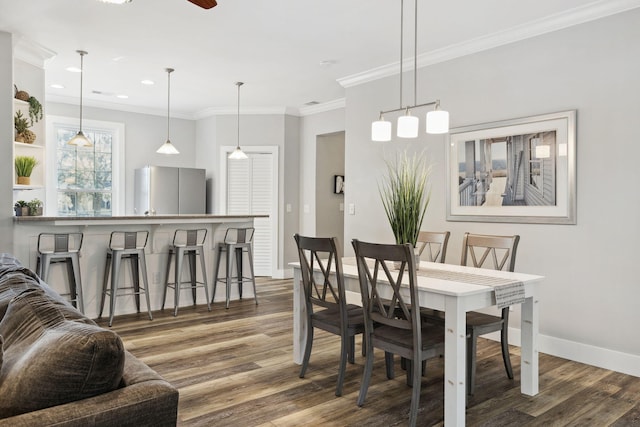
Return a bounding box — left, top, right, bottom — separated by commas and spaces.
227, 153, 273, 276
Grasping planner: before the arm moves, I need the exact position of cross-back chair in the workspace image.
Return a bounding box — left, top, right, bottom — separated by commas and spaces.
294, 234, 365, 397
423, 232, 520, 396
352, 239, 444, 427
416, 231, 450, 263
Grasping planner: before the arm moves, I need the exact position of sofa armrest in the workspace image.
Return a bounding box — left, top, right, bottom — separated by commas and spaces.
0, 352, 179, 427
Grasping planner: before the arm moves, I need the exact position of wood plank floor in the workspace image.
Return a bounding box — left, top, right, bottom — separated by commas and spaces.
96, 278, 640, 426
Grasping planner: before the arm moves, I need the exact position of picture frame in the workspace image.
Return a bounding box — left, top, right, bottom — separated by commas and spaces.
334, 175, 345, 194
446, 110, 576, 224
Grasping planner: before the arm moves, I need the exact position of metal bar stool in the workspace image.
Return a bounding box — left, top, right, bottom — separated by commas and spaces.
162, 229, 211, 316
211, 227, 258, 309
36, 232, 84, 313
99, 231, 153, 327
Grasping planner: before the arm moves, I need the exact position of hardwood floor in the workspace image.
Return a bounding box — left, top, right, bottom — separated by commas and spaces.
96, 278, 640, 426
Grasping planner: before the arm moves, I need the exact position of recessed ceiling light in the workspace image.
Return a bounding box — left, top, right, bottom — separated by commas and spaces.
66, 66, 82, 73
319, 60, 337, 67
50, 84, 65, 89
97, 0, 132, 4
141, 79, 154, 85
116, 94, 129, 99
112, 56, 126, 62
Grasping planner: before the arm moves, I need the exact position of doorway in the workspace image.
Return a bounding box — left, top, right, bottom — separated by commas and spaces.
315, 131, 345, 246
219, 146, 279, 277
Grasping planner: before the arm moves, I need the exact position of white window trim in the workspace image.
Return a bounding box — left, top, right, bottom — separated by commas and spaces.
46, 115, 125, 216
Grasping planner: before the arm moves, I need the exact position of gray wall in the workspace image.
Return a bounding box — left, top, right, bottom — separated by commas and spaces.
338, 9, 640, 374
0, 32, 14, 253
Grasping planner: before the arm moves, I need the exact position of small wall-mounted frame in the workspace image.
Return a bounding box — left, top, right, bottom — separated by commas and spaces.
334, 175, 345, 194
446, 110, 576, 224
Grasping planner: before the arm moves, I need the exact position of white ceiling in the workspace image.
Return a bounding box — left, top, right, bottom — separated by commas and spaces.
0, 0, 637, 119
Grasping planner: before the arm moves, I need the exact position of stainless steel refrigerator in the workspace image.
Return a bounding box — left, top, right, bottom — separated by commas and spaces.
134, 166, 206, 215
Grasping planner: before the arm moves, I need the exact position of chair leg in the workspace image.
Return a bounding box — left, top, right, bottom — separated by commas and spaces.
130, 254, 141, 312
65, 258, 78, 309
108, 253, 121, 327
211, 246, 222, 304
235, 247, 243, 300
299, 322, 314, 378
225, 244, 233, 309
246, 245, 258, 305
408, 356, 422, 427
98, 255, 111, 319
138, 251, 153, 321
336, 333, 349, 397
501, 314, 514, 380
384, 351, 394, 379
70, 253, 84, 314
161, 249, 173, 311
357, 336, 375, 407
198, 247, 211, 311
188, 250, 197, 305
467, 333, 478, 396
347, 336, 355, 364
174, 249, 183, 317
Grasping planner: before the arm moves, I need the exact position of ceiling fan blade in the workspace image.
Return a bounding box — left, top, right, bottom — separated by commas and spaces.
187, 0, 217, 9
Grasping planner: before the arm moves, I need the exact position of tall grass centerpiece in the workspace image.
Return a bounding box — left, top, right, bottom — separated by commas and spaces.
379, 150, 432, 249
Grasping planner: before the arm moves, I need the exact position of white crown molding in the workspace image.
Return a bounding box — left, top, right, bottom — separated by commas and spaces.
338, 0, 640, 88
193, 105, 291, 120
47, 94, 194, 120
298, 98, 345, 117
13, 36, 57, 69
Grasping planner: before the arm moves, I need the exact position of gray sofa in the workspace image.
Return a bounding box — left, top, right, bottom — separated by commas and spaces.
0, 253, 178, 426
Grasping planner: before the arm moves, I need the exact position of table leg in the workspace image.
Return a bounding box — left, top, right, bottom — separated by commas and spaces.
292, 268, 306, 364
444, 296, 466, 427
520, 294, 539, 395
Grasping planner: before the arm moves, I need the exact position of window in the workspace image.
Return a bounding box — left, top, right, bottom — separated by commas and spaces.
47, 116, 125, 216
528, 135, 542, 192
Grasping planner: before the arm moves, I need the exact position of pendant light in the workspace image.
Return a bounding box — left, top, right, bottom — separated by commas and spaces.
156, 68, 180, 154
228, 82, 248, 160
371, 0, 449, 141
67, 50, 92, 147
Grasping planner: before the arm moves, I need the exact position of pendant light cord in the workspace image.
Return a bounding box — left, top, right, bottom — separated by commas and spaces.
399, 0, 403, 109
77, 50, 87, 133
236, 82, 243, 149
166, 68, 174, 142
413, 0, 417, 107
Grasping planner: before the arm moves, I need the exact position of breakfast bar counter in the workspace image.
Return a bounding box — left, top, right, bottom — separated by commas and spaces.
13, 214, 266, 320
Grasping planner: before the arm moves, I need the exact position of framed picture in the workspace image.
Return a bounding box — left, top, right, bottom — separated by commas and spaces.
446, 110, 576, 224
334, 175, 345, 194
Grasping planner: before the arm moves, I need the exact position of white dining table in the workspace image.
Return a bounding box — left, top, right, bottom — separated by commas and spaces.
291, 258, 544, 427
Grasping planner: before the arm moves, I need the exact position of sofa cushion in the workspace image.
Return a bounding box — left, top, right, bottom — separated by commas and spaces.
0, 290, 125, 418
0, 270, 42, 320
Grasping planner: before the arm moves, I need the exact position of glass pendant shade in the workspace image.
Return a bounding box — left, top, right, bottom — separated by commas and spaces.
228, 147, 248, 160
157, 140, 180, 155
397, 114, 419, 138
426, 109, 450, 134
68, 130, 92, 147
371, 120, 392, 142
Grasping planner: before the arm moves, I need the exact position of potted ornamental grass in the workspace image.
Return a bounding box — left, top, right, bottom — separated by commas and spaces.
15, 155, 38, 185
379, 150, 432, 268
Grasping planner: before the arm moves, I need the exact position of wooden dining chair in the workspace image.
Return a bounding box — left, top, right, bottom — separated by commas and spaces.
294, 234, 365, 397
422, 232, 520, 396
352, 239, 444, 427
416, 231, 450, 263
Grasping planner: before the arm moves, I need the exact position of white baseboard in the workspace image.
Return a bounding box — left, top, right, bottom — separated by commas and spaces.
484, 328, 640, 378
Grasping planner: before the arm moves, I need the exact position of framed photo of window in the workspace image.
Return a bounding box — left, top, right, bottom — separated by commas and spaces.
446, 110, 576, 224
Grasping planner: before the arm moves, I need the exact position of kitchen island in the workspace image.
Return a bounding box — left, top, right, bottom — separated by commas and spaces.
14, 215, 266, 320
